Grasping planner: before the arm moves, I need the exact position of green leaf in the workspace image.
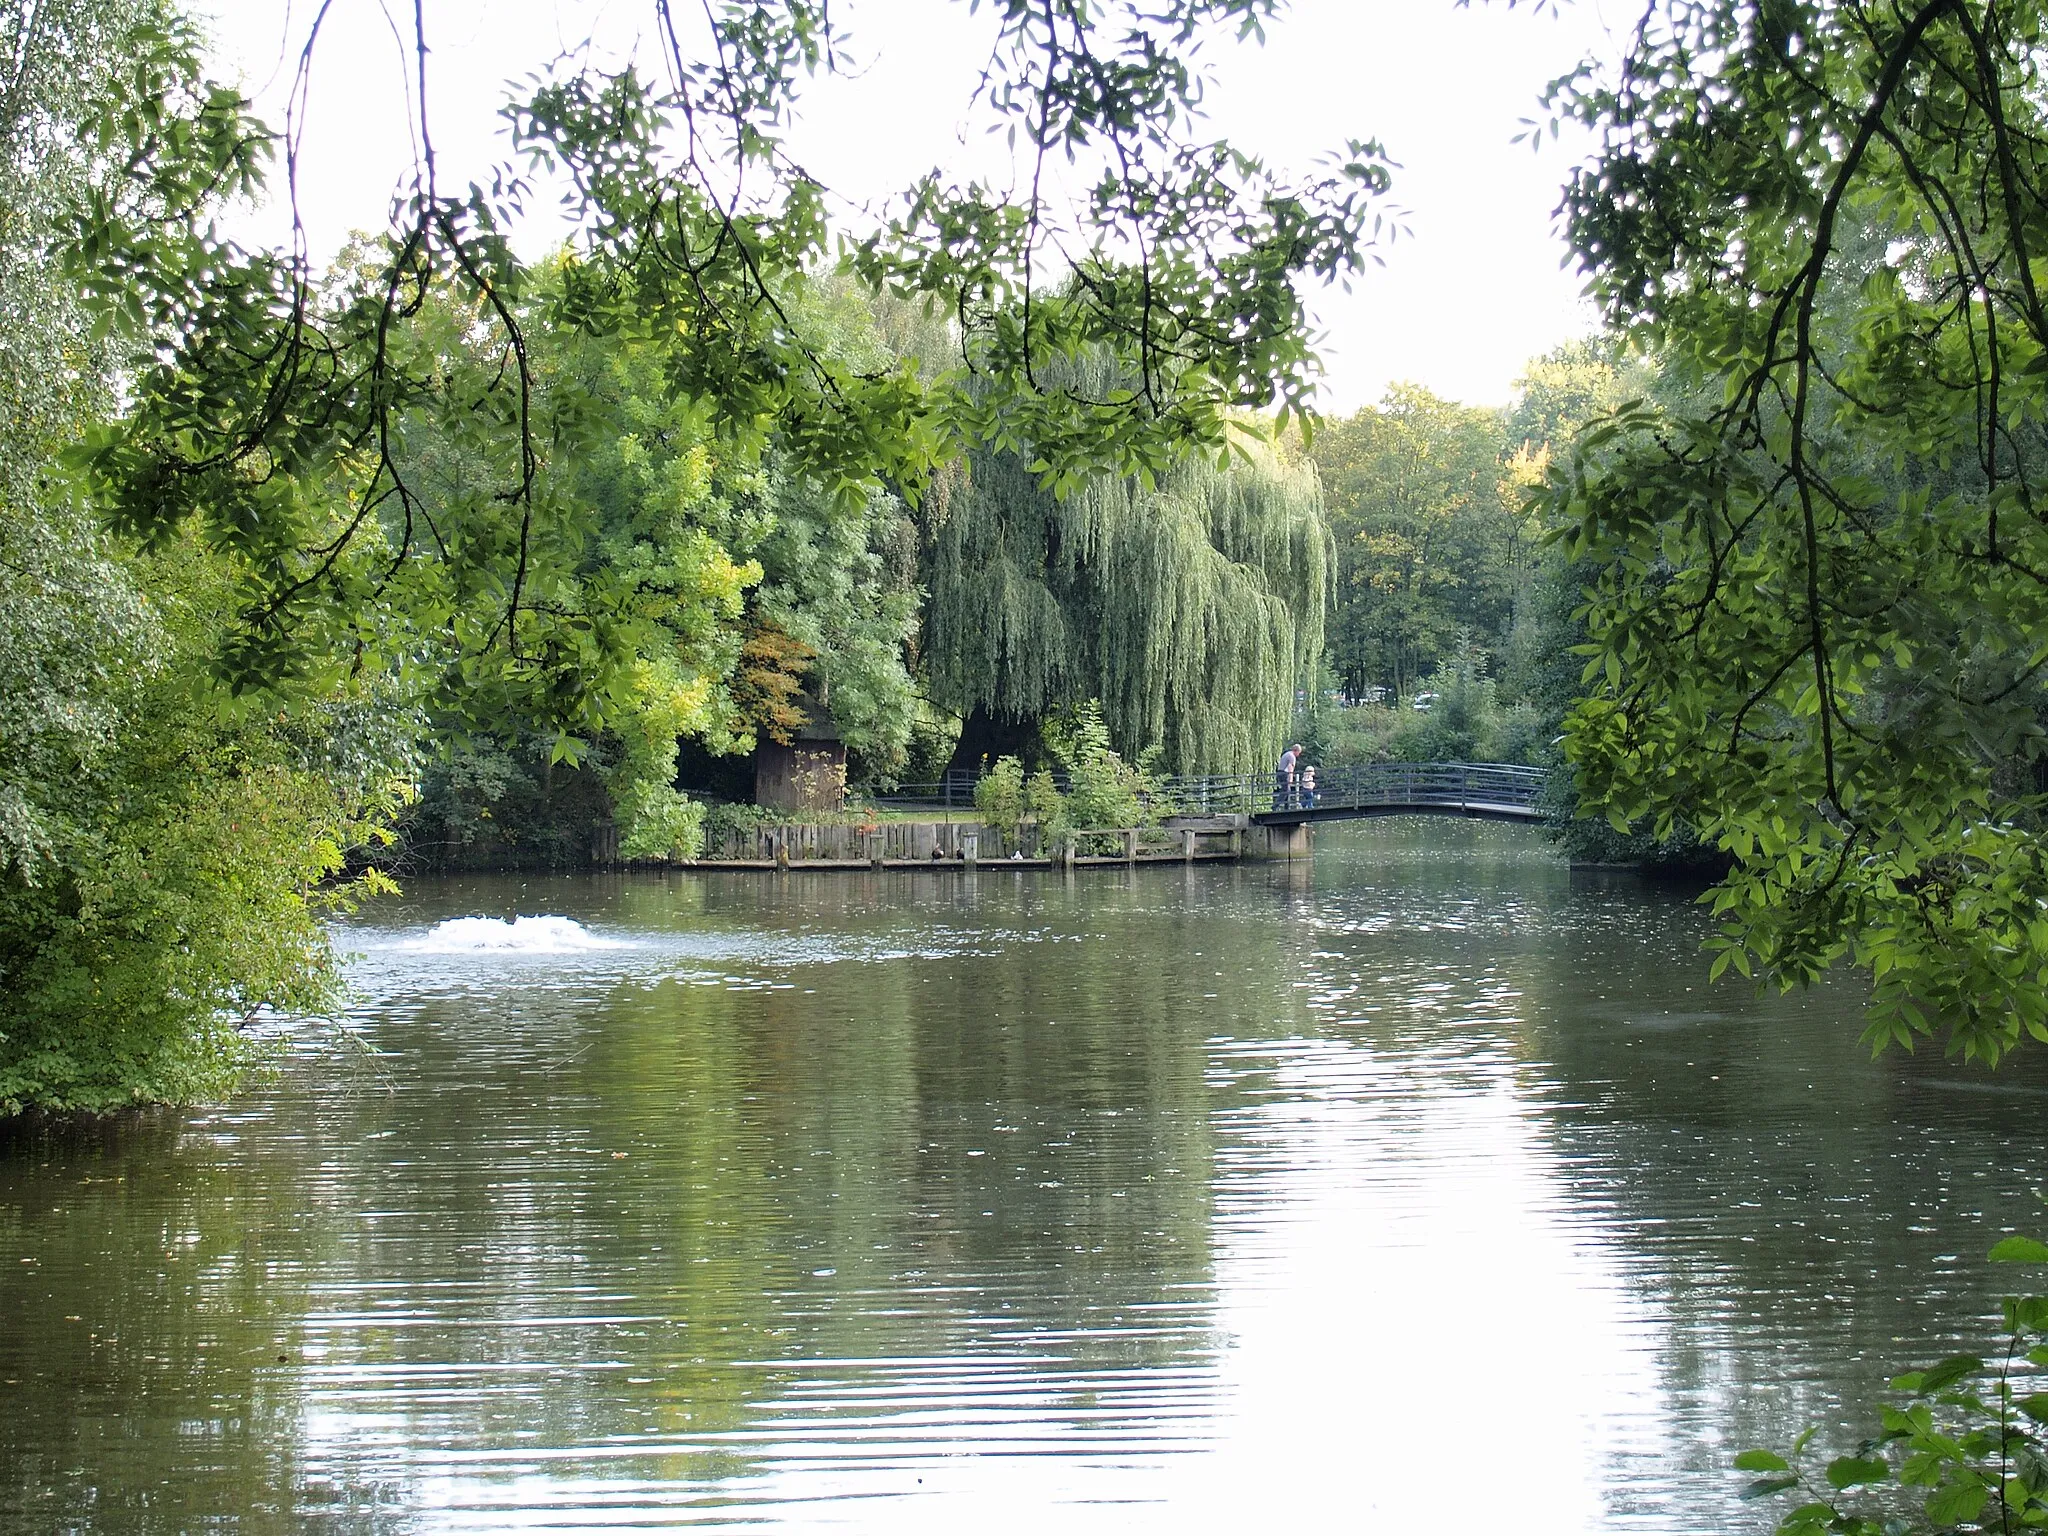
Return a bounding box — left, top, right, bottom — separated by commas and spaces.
1825, 1456, 1890, 1491
1911, 1356, 1985, 1394
1991, 1236, 2048, 1264
1736, 1450, 1792, 1473
1925, 1478, 1989, 1526
1741, 1475, 1801, 1500
2010, 1296, 2048, 1331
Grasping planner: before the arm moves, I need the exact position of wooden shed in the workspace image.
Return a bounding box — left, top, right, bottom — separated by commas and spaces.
753, 699, 847, 813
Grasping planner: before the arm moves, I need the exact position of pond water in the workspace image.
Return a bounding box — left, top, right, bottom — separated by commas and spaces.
6, 819, 2048, 1533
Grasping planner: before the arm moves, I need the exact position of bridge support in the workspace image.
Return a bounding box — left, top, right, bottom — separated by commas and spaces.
1245, 821, 1312, 861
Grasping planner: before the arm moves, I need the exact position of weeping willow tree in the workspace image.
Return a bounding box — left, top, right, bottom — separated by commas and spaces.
923, 431, 1331, 775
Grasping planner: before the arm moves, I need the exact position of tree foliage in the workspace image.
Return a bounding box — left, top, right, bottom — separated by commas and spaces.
1045, 700, 1159, 829
922, 414, 1330, 774
1311, 384, 1526, 702
58, 0, 1387, 745
344, 266, 926, 864
1545, 0, 2048, 1057
0, 0, 408, 1112
0, 543, 409, 1112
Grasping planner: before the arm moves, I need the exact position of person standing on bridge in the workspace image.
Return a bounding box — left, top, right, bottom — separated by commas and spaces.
1300, 763, 1317, 809
1275, 743, 1301, 809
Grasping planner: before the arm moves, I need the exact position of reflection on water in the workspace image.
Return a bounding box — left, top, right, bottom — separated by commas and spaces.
6, 821, 2048, 1532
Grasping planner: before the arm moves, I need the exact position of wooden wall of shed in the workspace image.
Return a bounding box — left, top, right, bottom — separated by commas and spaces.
754, 742, 848, 812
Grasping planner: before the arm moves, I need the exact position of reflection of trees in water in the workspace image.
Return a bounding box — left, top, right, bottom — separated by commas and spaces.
1508, 870, 2048, 1525
359, 872, 1235, 1495
0, 1100, 375, 1533
2, 866, 1257, 1523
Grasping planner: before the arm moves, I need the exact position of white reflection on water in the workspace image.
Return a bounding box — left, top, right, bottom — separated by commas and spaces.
1188, 1036, 1658, 1532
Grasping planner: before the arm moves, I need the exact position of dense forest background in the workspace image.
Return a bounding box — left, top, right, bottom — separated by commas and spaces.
404, 327, 1675, 874
415, 332, 1659, 835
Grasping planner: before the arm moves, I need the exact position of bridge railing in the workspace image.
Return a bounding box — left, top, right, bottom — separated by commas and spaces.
1158, 762, 1546, 817
871, 762, 1548, 818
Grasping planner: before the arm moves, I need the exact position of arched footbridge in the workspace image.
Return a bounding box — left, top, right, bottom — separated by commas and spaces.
880, 763, 1546, 825
1158, 762, 1546, 826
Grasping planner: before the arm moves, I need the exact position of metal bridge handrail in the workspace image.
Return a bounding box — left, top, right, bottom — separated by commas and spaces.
870, 762, 1547, 816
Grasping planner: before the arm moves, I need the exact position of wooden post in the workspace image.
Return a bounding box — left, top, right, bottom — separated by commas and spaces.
775, 833, 790, 870
962, 832, 978, 868
1183, 827, 1196, 863
867, 832, 885, 869
1060, 833, 1074, 871
1122, 828, 1137, 863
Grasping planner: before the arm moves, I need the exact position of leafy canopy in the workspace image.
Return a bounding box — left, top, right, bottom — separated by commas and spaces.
0, 0, 411, 1113
922, 412, 1329, 775
1545, 0, 2048, 1060
62, 0, 1390, 753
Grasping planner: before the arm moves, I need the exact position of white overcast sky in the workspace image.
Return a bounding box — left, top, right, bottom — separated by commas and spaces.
199, 0, 1629, 412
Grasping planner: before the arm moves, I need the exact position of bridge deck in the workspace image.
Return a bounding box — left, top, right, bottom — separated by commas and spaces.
1256, 798, 1543, 827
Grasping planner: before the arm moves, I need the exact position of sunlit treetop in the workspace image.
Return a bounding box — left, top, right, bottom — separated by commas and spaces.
59, 0, 1392, 699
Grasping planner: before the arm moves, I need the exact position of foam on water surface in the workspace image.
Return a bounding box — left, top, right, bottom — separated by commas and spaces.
399, 915, 628, 954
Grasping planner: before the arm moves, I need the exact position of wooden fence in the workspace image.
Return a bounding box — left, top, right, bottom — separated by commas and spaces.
690, 819, 1243, 867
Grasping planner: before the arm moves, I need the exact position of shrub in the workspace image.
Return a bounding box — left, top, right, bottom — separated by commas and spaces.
1024, 769, 1067, 833
1487, 700, 1546, 765
614, 781, 707, 862
1307, 657, 1548, 770
702, 801, 777, 840
974, 755, 1028, 839
0, 541, 407, 1115
1312, 702, 1406, 768
1046, 701, 1154, 829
